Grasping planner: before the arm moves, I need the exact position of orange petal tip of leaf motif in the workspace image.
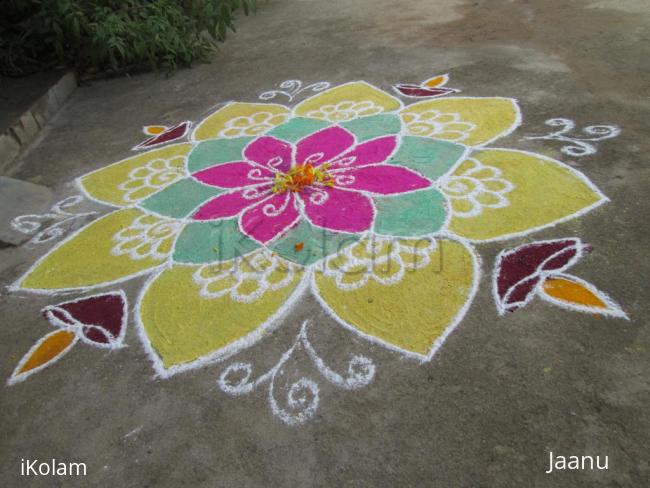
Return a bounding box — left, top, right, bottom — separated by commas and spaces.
8, 329, 77, 385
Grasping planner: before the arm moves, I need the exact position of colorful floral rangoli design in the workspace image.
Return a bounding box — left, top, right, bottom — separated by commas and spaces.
7, 78, 627, 424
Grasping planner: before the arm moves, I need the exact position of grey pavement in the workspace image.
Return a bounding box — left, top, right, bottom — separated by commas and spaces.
1, 0, 649, 487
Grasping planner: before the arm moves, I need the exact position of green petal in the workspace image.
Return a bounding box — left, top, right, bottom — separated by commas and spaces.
173, 219, 259, 264
373, 188, 447, 237
388, 136, 465, 181
187, 136, 253, 172
270, 220, 360, 266
340, 113, 401, 142
139, 178, 223, 218
266, 117, 329, 143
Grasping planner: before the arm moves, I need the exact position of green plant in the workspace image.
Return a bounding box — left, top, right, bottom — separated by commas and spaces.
0, 0, 257, 77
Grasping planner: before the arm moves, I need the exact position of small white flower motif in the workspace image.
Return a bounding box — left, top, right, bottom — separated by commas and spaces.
304, 100, 384, 122
218, 112, 290, 138
112, 214, 183, 260
117, 156, 186, 202
322, 236, 437, 291
402, 110, 476, 142
439, 158, 514, 218
194, 250, 297, 303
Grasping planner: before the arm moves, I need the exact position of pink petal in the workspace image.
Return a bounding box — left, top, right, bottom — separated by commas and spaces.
295, 126, 355, 166
241, 193, 300, 244
244, 136, 293, 173
193, 185, 272, 220
193, 162, 273, 188
301, 187, 374, 233
332, 165, 431, 195
329, 135, 398, 169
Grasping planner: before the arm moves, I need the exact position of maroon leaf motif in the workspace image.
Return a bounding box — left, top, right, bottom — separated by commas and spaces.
392, 84, 458, 98
493, 238, 591, 314
42, 291, 128, 348
134, 121, 191, 150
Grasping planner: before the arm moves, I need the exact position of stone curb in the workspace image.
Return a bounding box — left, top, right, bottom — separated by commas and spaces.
0, 71, 77, 174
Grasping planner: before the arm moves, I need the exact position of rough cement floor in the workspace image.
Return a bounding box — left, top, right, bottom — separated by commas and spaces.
1, 0, 649, 486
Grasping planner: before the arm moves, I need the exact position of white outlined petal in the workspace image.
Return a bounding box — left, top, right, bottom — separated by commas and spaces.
539, 274, 629, 319
312, 235, 480, 360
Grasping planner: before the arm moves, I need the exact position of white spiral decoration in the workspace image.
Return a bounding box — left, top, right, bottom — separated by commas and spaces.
217, 320, 376, 426
11, 195, 97, 246
259, 80, 331, 102
524, 117, 621, 157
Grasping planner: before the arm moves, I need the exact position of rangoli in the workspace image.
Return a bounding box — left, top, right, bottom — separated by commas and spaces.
7, 77, 627, 425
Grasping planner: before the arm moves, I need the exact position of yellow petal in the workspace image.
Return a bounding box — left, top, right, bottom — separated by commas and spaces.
294, 82, 402, 121
448, 150, 607, 241
138, 260, 306, 373
14, 209, 173, 292
9, 329, 77, 384
79, 143, 190, 206
313, 239, 477, 358
192, 102, 290, 141
400, 97, 520, 146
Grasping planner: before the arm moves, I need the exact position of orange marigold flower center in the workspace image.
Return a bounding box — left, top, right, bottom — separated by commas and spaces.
272, 163, 334, 193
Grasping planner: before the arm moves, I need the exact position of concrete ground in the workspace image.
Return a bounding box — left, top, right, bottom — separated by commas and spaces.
1, 0, 649, 486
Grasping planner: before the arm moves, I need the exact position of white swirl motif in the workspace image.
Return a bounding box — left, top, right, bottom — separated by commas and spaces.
241, 186, 273, 200
308, 187, 330, 205
246, 168, 272, 182
523, 118, 621, 157
303, 152, 325, 165
266, 156, 286, 170
329, 156, 357, 169
332, 174, 355, 187
259, 79, 331, 102
262, 192, 291, 217
10, 195, 98, 246
217, 320, 375, 426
